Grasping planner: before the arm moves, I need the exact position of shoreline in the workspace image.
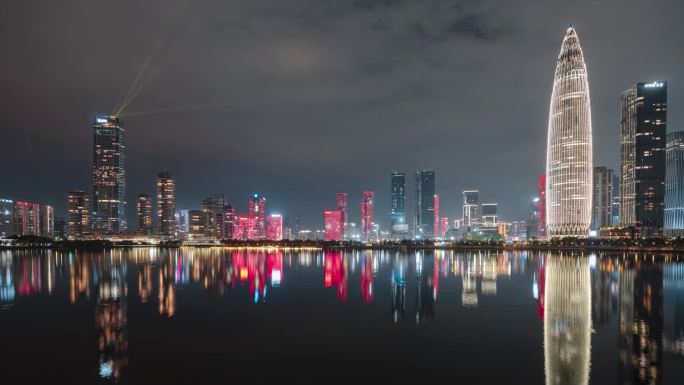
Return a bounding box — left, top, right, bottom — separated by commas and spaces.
2, 243, 684, 253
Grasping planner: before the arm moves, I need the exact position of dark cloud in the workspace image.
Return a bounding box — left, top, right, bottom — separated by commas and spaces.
0, 0, 682, 229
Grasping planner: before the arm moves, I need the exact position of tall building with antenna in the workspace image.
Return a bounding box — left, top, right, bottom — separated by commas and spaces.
92, 116, 126, 233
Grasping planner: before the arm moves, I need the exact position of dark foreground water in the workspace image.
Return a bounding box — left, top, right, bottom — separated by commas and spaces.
0, 248, 683, 384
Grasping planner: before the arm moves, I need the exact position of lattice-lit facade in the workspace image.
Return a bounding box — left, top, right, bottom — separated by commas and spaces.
665, 131, 684, 236
546, 27, 593, 237
390, 173, 408, 237
619, 82, 667, 237
336, 192, 348, 239
136, 193, 153, 235
360, 190, 374, 242
92, 116, 126, 233
67, 190, 91, 237
591, 166, 613, 231
156, 172, 176, 237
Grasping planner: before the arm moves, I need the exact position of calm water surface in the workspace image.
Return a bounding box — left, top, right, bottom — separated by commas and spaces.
0, 248, 683, 384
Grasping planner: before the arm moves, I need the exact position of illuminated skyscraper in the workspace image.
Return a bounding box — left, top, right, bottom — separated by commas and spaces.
323, 210, 343, 241
414, 171, 435, 238
481, 203, 498, 238
156, 172, 176, 237
591, 166, 613, 231
360, 190, 374, 242
538, 175, 547, 238
620, 82, 667, 237
0, 199, 13, 237
336, 192, 348, 239
222, 204, 235, 240
433, 195, 440, 237
135, 193, 153, 235
175, 209, 189, 239
545, 27, 593, 237
54, 217, 66, 239
665, 131, 684, 236
188, 210, 204, 237
612, 174, 620, 226
390, 173, 408, 238
13, 201, 40, 236
92, 116, 126, 233
266, 214, 283, 241
202, 193, 224, 238
528, 197, 540, 240
248, 194, 266, 240
462, 190, 479, 229
67, 190, 91, 237
39, 204, 54, 238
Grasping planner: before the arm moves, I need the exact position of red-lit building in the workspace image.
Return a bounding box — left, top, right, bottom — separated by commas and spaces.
13, 201, 40, 236
233, 215, 251, 240
248, 194, 266, 240
360, 191, 374, 242
324, 209, 343, 241
266, 214, 283, 241
433, 195, 440, 237
336, 192, 348, 239
538, 174, 547, 238
440, 216, 449, 238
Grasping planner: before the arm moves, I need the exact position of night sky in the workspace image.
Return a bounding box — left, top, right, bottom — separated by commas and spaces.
1, 0, 682, 229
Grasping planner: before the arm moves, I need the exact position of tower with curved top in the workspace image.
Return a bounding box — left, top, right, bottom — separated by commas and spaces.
546, 27, 593, 237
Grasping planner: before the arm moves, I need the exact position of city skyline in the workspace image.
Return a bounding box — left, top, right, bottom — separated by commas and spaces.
1, 1, 683, 230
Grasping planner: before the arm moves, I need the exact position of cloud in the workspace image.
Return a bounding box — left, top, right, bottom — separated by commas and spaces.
0, 0, 682, 228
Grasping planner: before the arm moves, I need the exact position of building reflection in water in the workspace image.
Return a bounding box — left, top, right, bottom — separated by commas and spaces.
664, 263, 684, 357
324, 251, 347, 301
95, 251, 128, 382
360, 251, 374, 303
415, 252, 434, 323
390, 255, 406, 324
591, 254, 617, 329
0, 252, 16, 308
543, 254, 591, 385
619, 258, 663, 385
2, 248, 684, 383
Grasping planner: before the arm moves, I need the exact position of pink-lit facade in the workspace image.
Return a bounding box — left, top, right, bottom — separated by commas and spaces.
248, 194, 266, 239
433, 195, 440, 237
13, 201, 40, 236
324, 210, 343, 241
360, 191, 374, 242
336, 192, 348, 239
266, 214, 283, 241
233, 215, 251, 240
440, 216, 449, 238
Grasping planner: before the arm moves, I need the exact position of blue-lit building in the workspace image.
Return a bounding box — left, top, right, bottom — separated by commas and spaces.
414, 170, 435, 239
93, 116, 126, 233
0, 199, 12, 237
390, 172, 408, 238
665, 131, 684, 237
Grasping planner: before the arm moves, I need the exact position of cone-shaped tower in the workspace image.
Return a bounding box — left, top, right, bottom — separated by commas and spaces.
545, 27, 593, 237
